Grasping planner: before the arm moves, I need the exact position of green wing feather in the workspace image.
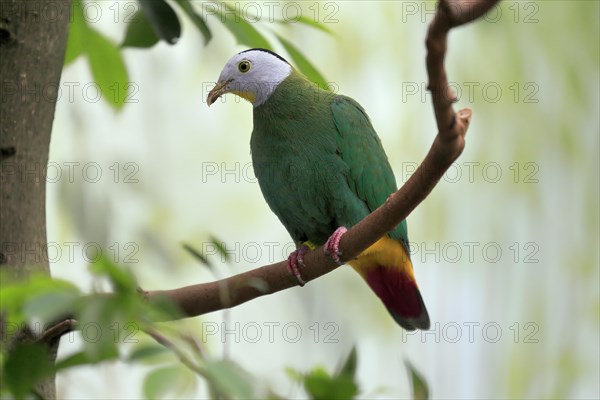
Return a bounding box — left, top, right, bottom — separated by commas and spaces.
330, 95, 409, 245
251, 73, 344, 244
251, 72, 407, 247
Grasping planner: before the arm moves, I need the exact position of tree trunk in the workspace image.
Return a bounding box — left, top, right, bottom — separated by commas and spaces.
0, 0, 71, 398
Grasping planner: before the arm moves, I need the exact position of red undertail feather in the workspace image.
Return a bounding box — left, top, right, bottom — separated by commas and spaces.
365, 265, 430, 331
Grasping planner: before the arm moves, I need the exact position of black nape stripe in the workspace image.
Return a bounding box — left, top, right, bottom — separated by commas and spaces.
239, 48, 290, 65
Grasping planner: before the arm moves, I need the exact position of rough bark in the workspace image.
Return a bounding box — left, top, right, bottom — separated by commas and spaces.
0, 0, 71, 398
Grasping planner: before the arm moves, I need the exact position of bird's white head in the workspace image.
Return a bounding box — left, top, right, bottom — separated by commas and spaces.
207, 48, 292, 108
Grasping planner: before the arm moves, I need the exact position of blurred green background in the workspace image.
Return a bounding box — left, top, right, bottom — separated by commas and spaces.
47, 1, 599, 398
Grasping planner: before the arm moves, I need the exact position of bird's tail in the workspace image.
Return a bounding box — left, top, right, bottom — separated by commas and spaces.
348, 236, 430, 331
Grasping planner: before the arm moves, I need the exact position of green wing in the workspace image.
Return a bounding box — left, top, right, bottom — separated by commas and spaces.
330, 95, 409, 245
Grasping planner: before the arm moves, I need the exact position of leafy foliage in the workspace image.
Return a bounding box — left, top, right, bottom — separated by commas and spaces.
215, 2, 271, 49
1, 247, 429, 399
65, 0, 332, 110
122, 10, 160, 48
173, 0, 212, 44
0, 256, 256, 398
201, 359, 254, 398
275, 33, 328, 90
183, 236, 232, 270
143, 365, 197, 399
65, 1, 128, 110
0, 273, 80, 328
2, 343, 53, 398
287, 347, 359, 399
183, 242, 214, 269
405, 360, 430, 400
137, 0, 181, 44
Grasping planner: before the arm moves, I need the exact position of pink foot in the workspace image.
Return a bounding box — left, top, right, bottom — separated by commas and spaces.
324, 227, 348, 265
287, 245, 310, 286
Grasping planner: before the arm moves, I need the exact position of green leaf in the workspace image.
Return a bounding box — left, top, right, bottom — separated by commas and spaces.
143, 365, 197, 399
0, 284, 32, 327
3, 343, 53, 398
139, 0, 182, 44
275, 34, 329, 90
86, 28, 129, 110
146, 292, 185, 321
405, 360, 429, 400
285, 367, 304, 383
143, 366, 177, 398
122, 9, 160, 48
203, 359, 254, 398
304, 367, 358, 400
277, 15, 334, 35
0, 275, 80, 328
64, 0, 86, 65
337, 346, 357, 379
209, 236, 231, 263
54, 347, 120, 371
89, 256, 137, 294
23, 291, 78, 325
174, 0, 212, 44
183, 242, 213, 269
215, 4, 270, 49
75, 294, 139, 362
55, 351, 93, 370
128, 344, 171, 363
62, 1, 130, 109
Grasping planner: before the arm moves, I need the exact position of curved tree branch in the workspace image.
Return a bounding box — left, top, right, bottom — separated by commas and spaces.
143, 0, 500, 321
41, 0, 501, 340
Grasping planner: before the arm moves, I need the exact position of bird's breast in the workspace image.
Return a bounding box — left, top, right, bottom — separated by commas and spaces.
249, 118, 347, 243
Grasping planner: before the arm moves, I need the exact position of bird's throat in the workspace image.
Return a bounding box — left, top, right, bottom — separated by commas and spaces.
230, 89, 257, 104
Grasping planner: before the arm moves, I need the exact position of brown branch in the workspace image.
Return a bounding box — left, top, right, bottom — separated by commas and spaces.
39, 319, 77, 345
40, 1, 500, 332
144, 0, 500, 321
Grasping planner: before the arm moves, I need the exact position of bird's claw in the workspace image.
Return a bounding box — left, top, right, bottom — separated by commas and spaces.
287, 245, 310, 287
324, 226, 348, 266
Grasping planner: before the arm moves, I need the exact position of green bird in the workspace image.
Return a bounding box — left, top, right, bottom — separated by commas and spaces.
208, 49, 430, 330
